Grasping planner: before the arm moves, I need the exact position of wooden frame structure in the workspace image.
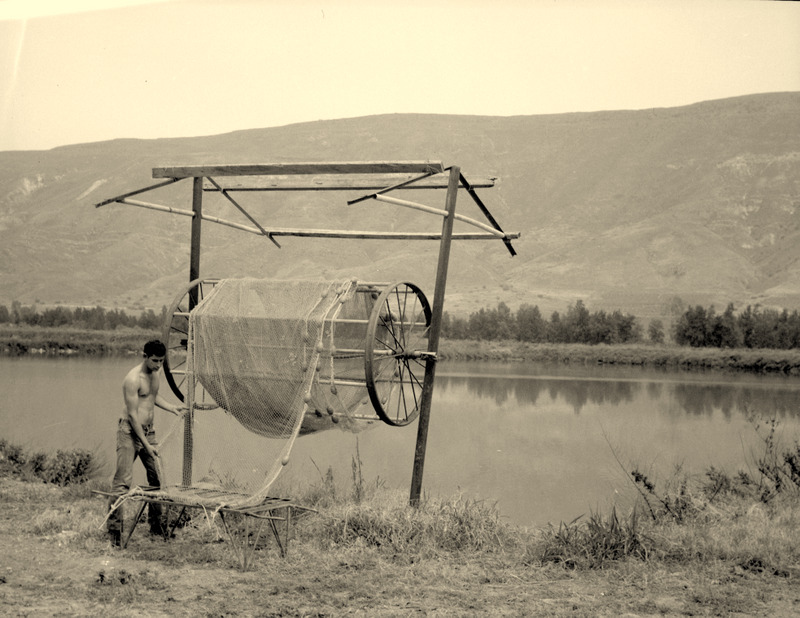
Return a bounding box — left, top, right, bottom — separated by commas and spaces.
96, 160, 518, 508
95, 486, 312, 569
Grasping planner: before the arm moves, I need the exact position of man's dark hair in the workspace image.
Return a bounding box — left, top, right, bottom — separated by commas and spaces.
143, 339, 167, 358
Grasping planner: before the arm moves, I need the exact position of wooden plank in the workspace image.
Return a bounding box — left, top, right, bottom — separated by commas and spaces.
202, 174, 496, 192
153, 161, 445, 179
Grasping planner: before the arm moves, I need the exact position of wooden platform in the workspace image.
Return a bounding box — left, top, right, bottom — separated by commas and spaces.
95, 486, 313, 570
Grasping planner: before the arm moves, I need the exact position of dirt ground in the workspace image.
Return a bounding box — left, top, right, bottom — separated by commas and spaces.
1, 478, 799, 617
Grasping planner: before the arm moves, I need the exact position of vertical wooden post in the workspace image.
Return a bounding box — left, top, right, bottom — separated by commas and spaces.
189, 177, 203, 301
183, 177, 203, 487
409, 165, 460, 506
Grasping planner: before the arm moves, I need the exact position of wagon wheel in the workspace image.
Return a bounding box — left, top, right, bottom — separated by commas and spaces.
365, 282, 433, 426
162, 278, 220, 410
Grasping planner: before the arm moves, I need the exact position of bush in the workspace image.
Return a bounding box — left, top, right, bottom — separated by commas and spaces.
0, 440, 98, 486
44, 449, 97, 486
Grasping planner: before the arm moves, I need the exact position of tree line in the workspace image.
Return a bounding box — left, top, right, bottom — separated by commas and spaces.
0, 301, 165, 331
444, 300, 800, 350
442, 300, 651, 345
673, 303, 800, 349
4, 298, 800, 351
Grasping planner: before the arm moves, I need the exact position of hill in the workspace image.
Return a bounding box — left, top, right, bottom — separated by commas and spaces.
2, 92, 799, 321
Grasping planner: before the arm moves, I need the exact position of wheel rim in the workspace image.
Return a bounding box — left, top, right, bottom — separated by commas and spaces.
365, 282, 432, 426
162, 279, 219, 408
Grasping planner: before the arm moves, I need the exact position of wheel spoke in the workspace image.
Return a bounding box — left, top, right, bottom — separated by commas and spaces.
365, 282, 432, 426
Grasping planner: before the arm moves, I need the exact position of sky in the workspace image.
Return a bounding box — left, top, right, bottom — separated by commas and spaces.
1, 0, 798, 151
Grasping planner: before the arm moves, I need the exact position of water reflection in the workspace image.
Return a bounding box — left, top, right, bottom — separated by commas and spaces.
440, 372, 800, 420
671, 384, 800, 419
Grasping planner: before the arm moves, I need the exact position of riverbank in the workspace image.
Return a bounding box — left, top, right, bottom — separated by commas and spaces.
0, 325, 158, 357
439, 340, 800, 374
5, 324, 800, 374
2, 459, 800, 616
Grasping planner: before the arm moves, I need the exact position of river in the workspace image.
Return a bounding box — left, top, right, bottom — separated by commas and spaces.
2, 356, 799, 527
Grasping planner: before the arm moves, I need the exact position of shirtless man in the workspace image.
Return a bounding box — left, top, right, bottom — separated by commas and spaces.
107, 339, 186, 546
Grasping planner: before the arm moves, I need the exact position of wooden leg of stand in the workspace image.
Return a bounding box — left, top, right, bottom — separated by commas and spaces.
121, 501, 147, 549
218, 511, 267, 571
169, 506, 187, 538
268, 517, 284, 558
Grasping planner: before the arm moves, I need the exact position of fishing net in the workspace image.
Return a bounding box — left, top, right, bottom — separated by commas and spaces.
158, 278, 379, 507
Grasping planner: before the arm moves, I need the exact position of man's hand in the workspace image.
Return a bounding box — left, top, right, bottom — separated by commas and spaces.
149, 444, 160, 458
172, 405, 188, 417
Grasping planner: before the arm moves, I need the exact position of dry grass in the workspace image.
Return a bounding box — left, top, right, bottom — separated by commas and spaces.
2, 463, 800, 616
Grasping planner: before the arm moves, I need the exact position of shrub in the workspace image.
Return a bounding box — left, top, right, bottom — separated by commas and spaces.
44, 449, 97, 486
0, 440, 98, 486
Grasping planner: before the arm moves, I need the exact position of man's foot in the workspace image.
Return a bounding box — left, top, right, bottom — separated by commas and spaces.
108, 530, 122, 548
149, 523, 166, 537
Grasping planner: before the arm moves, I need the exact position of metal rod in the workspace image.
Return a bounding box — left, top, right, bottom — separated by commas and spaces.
347, 169, 437, 205
324, 376, 422, 387
459, 172, 517, 256
94, 177, 183, 208
327, 318, 428, 326
332, 413, 380, 422
206, 176, 281, 248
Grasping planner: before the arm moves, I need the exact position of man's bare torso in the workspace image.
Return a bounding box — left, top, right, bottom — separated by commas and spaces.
122, 361, 160, 426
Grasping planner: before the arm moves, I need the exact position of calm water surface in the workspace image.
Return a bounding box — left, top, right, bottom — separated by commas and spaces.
2, 356, 799, 527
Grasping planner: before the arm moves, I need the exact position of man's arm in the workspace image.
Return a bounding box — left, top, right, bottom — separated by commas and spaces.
123, 374, 158, 457
155, 394, 186, 416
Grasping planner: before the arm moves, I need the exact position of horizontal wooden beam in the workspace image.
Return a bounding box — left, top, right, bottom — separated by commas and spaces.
201, 174, 496, 192
153, 161, 444, 179
103, 197, 521, 241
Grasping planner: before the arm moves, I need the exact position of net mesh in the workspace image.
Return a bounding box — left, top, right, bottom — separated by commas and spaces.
158, 278, 379, 507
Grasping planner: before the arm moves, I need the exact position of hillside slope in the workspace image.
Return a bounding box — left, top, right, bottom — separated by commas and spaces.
1, 92, 798, 320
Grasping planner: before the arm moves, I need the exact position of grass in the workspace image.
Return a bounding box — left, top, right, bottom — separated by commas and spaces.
3, 427, 800, 577
2, 435, 800, 615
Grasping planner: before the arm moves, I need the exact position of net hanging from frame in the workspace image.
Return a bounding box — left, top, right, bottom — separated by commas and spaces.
157, 278, 380, 508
